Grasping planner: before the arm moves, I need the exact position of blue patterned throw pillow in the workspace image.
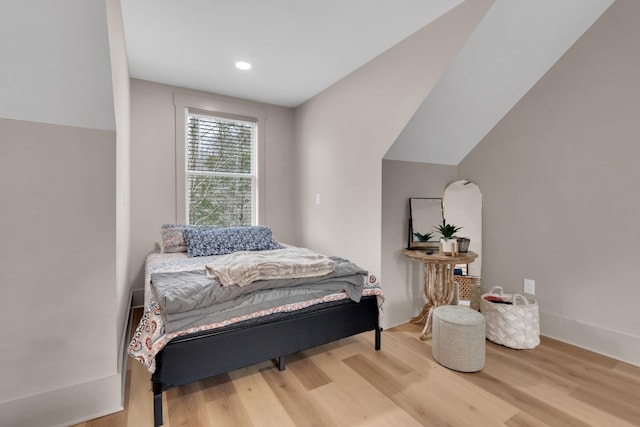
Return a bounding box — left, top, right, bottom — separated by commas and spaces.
184, 226, 283, 257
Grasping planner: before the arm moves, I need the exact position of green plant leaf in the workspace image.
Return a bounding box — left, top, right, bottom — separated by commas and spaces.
413, 231, 433, 242
433, 218, 462, 239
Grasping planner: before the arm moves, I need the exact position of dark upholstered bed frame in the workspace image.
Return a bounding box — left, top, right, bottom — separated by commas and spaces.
151, 295, 382, 426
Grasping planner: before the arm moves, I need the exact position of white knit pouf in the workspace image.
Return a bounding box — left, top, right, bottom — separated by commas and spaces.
432, 305, 486, 372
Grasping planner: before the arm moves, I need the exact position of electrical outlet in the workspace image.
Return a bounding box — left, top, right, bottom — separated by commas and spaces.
524, 278, 535, 295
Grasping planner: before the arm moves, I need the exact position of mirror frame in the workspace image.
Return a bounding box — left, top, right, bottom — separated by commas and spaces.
407, 197, 443, 250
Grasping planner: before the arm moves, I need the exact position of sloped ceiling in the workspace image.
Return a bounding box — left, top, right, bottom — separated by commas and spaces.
0, 1, 612, 160
385, 0, 614, 165
120, 0, 463, 107
0, 0, 115, 131
121, 0, 614, 166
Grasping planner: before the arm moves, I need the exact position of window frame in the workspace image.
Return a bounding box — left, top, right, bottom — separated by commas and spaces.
174, 94, 266, 225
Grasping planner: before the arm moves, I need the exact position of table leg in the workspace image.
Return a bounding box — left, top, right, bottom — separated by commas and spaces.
412, 261, 435, 324
417, 263, 437, 338
444, 263, 456, 305
419, 263, 454, 339
419, 306, 435, 340
410, 303, 430, 324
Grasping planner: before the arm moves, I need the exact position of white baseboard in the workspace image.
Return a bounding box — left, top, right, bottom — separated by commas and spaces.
0, 373, 123, 427
119, 290, 135, 400
1, 294, 136, 427
382, 298, 425, 330
381, 300, 640, 368
540, 310, 640, 367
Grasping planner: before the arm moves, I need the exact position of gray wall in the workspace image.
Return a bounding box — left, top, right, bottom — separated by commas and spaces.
0, 2, 129, 425
294, 0, 492, 292
458, 0, 640, 365
0, 119, 119, 425
129, 79, 296, 290
381, 160, 457, 327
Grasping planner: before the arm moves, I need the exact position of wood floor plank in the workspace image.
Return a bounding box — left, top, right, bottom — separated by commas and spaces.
614, 360, 640, 379
384, 325, 588, 426
484, 356, 637, 427
260, 364, 335, 426
286, 352, 332, 391
453, 370, 590, 427
161, 391, 171, 427
228, 365, 297, 427
304, 340, 428, 426
305, 337, 424, 426
348, 338, 416, 378
370, 325, 568, 425
343, 353, 457, 426
481, 341, 640, 426
502, 340, 640, 407
364, 331, 521, 425
126, 360, 154, 426
200, 372, 237, 402
71, 311, 640, 427
570, 385, 640, 425
309, 381, 424, 427
205, 391, 253, 426
483, 341, 578, 389
538, 336, 619, 369
505, 411, 554, 427
166, 381, 209, 427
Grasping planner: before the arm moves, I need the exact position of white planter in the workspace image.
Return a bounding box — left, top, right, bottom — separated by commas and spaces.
440, 238, 458, 255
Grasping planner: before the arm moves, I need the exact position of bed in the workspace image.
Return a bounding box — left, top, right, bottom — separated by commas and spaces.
128, 226, 384, 427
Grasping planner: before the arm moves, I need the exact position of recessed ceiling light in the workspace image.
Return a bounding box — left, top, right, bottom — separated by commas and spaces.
235, 61, 252, 71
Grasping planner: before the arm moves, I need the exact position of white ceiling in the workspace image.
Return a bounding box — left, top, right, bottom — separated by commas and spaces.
120, 0, 463, 107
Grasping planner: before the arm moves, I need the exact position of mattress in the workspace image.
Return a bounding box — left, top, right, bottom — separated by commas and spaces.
128, 250, 384, 373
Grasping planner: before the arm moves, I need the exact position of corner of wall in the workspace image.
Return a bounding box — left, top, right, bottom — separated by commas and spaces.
0, 374, 124, 427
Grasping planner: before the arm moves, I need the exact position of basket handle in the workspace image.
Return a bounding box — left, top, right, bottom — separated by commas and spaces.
512, 294, 529, 306
488, 286, 504, 296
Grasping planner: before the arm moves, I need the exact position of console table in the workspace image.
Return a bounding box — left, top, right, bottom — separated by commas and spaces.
404, 249, 478, 340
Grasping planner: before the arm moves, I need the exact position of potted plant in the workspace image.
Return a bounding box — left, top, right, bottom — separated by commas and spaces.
434, 219, 462, 255
413, 231, 433, 242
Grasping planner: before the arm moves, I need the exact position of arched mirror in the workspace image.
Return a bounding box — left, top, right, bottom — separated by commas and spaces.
443, 180, 482, 276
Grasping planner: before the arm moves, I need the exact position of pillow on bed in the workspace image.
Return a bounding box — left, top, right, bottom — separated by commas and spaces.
184, 225, 283, 257
160, 224, 218, 253
160, 224, 190, 253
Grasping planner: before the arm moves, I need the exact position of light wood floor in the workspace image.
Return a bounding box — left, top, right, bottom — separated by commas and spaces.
75, 312, 640, 426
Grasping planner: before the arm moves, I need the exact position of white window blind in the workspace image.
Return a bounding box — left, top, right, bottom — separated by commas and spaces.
186, 112, 257, 226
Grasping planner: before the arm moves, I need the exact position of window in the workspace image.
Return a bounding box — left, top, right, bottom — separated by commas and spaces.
186, 113, 256, 226
174, 94, 266, 226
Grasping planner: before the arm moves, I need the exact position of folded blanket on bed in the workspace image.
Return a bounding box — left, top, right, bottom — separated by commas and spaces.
151, 257, 367, 333
151, 257, 366, 316
205, 246, 335, 286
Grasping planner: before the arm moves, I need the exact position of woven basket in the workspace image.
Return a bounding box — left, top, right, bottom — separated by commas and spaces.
480, 286, 540, 349
455, 276, 481, 311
